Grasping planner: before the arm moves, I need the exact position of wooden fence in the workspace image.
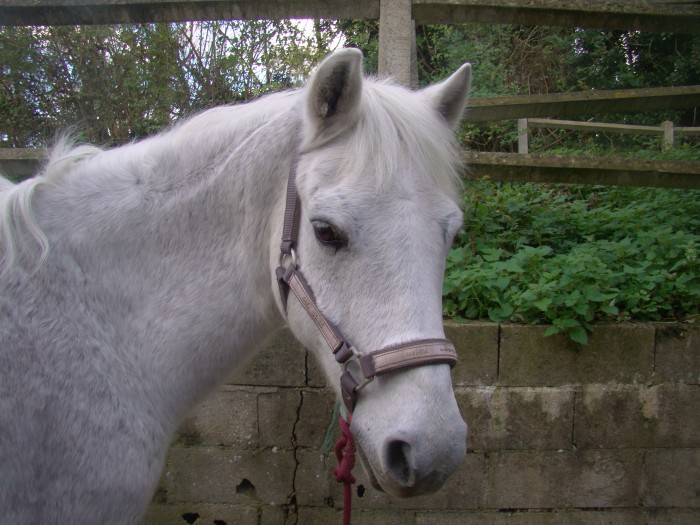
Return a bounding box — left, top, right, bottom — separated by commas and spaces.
517, 118, 700, 154
1, 0, 700, 188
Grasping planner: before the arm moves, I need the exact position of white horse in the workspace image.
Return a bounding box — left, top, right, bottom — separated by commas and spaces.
0, 49, 471, 523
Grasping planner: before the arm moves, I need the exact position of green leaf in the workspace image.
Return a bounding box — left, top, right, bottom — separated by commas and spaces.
556, 318, 581, 329
482, 247, 504, 262
533, 297, 552, 311
544, 325, 560, 337
569, 326, 589, 345
487, 303, 513, 322
600, 304, 619, 315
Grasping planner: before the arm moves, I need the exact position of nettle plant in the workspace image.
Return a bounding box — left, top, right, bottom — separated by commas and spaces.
443, 182, 700, 344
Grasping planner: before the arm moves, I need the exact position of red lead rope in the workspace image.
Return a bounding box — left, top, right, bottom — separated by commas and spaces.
333, 414, 356, 525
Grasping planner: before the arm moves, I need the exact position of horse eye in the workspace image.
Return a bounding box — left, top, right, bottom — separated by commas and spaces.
312, 220, 347, 248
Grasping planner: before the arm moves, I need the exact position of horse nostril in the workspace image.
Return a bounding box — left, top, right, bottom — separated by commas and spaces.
385, 439, 416, 487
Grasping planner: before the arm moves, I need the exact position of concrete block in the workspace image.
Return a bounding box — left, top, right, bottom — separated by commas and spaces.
306, 349, 328, 387
457, 386, 574, 451
446, 321, 499, 386
417, 511, 488, 525
294, 450, 336, 507
499, 324, 655, 386
575, 384, 700, 449
485, 449, 643, 509
295, 449, 485, 510
352, 509, 418, 524
417, 509, 645, 525
644, 449, 700, 508
175, 387, 258, 448
162, 447, 295, 506
295, 507, 340, 525
258, 388, 300, 449
230, 329, 306, 387
656, 324, 700, 384
645, 509, 700, 525
297, 388, 337, 448
296, 507, 415, 525
260, 504, 288, 525
141, 503, 258, 525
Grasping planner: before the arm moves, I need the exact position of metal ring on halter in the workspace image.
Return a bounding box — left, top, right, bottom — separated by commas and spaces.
279, 247, 298, 269
341, 346, 374, 392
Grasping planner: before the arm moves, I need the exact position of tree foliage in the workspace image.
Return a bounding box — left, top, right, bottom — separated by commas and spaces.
0, 21, 340, 147
3, 21, 699, 151
407, 25, 700, 153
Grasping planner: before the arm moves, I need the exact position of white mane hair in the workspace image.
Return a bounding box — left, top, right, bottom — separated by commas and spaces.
0, 90, 298, 274
0, 140, 102, 273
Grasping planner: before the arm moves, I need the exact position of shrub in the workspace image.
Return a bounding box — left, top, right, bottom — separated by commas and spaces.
443, 181, 700, 344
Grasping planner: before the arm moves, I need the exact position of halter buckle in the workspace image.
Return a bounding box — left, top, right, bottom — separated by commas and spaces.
340, 347, 374, 412
341, 346, 375, 392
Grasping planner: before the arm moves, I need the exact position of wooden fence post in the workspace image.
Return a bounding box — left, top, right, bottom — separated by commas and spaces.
662, 121, 675, 150
518, 118, 529, 154
378, 0, 418, 87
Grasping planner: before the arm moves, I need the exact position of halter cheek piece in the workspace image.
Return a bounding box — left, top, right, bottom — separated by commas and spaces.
276, 149, 457, 413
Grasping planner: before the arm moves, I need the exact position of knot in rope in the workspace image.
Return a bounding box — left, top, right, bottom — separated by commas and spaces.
333, 414, 356, 484
333, 413, 356, 525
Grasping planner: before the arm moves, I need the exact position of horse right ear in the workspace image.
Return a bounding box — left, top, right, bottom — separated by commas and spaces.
421, 63, 472, 130
304, 48, 364, 144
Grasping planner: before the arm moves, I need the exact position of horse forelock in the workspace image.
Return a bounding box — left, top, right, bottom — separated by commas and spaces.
338, 80, 463, 203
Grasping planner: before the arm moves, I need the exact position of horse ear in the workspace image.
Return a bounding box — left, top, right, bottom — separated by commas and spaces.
422, 63, 472, 130
305, 48, 363, 140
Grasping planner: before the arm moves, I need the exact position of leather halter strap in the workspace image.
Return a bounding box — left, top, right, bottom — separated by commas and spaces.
276, 150, 457, 413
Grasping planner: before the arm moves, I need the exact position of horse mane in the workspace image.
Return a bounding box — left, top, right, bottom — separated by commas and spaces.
0, 92, 297, 275
0, 139, 103, 273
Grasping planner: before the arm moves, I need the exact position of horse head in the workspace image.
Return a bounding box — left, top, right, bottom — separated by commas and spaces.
274, 49, 471, 497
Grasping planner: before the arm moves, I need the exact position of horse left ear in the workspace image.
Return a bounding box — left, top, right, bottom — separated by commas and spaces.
305, 48, 364, 142
422, 63, 472, 130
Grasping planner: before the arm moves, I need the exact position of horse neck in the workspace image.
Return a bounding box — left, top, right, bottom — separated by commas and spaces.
32, 98, 298, 422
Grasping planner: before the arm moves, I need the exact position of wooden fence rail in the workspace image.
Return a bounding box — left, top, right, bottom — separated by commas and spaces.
517, 118, 700, 154
3, 148, 698, 190
2, 1, 700, 33
465, 86, 700, 122
463, 152, 700, 189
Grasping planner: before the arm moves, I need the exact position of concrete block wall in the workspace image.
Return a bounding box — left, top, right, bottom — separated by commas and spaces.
143, 323, 700, 525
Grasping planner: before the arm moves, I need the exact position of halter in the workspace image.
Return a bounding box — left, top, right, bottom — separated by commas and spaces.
275, 147, 458, 413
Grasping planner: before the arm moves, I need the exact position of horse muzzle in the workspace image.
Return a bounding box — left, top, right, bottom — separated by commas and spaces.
355, 416, 468, 497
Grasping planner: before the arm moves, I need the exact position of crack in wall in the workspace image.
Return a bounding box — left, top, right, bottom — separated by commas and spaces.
284, 388, 304, 525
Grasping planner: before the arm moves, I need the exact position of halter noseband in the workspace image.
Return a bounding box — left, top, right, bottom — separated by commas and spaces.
275, 147, 457, 413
